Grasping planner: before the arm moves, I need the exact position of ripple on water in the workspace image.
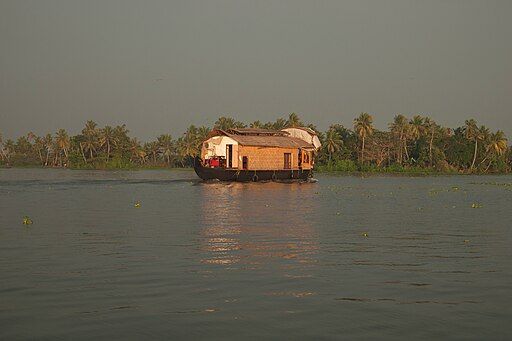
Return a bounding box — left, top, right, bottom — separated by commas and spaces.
0, 170, 511, 339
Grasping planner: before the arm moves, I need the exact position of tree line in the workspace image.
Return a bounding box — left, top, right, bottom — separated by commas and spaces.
0, 113, 510, 173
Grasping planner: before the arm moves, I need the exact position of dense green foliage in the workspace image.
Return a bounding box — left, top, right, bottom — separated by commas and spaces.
1, 113, 510, 173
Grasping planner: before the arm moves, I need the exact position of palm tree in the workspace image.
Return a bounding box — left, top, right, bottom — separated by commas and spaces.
81, 135, 97, 161
145, 141, 160, 164
389, 114, 409, 164
129, 138, 143, 164
353, 112, 374, 163
181, 132, 198, 157
113, 124, 130, 152
272, 118, 287, 130
83, 120, 98, 137
16, 136, 32, 157
33, 136, 45, 165
487, 130, 508, 156
480, 130, 508, 172
99, 125, 115, 161
43, 134, 53, 166
423, 117, 438, 166
214, 116, 245, 130
214, 116, 233, 130
27, 131, 37, 144
0, 132, 4, 161
55, 129, 70, 166
324, 128, 342, 163
81, 120, 99, 161
157, 134, 174, 165
464, 119, 481, 171
196, 126, 211, 145
286, 113, 302, 128
409, 115, 424, 141
3, 139, 15, 164
250, 120, 263, 128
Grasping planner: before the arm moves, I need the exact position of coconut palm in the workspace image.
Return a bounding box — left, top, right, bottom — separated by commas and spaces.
0, 132, 4, 161
324, 128, 342, 163
477, 130, 507, 172
157, 134, 174, 165
15, 136, 32, 157
99, 125, 115, 160
409, 115, 424, 141
55, 129, 70, 166
423, 117, 438, 166
27, 131, 37, 143
180, 131, 198, 157
196, 126, 211, 146
272, 118, 287, 130
3, 139, 15, 164
129, 138, 142, 163
250, 120, 263, 128
353, 112, 374, 163
42, 134, 53, 166
487, 130, 508, 156
81, 134, 97, 161
145, 141, 160, 164
214, 116, 234, 130
33, 136, 45, 165
389, 114, 409, 164
464, 119, 484, 171
286, 113, 302, 128
113, 124, 130, 152
81, 120, 99, 161
83, 120, 98, 137
214, 116, 245, 130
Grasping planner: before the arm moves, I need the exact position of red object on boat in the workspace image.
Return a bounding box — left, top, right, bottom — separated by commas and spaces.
209, 158, 219, 167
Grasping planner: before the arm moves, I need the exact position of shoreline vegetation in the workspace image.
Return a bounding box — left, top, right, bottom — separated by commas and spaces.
1, 113, 510, 174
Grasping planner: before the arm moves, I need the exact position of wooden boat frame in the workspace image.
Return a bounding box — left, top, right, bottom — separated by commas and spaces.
194, 157, 312, 182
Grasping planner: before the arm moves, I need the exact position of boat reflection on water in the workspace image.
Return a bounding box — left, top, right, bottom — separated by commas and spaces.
198, 181, 319, 268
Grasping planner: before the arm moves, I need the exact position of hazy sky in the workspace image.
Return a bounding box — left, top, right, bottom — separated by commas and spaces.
1, 0, 511, 140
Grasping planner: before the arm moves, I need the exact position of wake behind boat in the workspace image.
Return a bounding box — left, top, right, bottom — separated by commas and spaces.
194, 127, 321, 182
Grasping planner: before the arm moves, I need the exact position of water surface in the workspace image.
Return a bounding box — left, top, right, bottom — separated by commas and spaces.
1, 169, 511, 339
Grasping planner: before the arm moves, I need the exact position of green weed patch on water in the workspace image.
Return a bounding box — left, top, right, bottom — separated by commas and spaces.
469, 182, 512, 187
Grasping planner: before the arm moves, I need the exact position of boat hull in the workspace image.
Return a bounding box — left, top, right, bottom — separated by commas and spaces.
194, 157, 312, 182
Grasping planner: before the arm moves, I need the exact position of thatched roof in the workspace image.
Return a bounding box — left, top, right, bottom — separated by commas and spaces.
207, 127, 317, 149
226, 128, 288, 136
225, 133, 315, 149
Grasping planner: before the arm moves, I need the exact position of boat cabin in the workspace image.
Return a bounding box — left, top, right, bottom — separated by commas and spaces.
200, 127, 321, 171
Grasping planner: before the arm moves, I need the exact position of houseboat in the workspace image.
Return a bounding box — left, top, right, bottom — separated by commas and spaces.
194, 127, 321, 181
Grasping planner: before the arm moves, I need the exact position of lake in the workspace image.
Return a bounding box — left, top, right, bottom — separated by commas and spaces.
1, 169, 511, 340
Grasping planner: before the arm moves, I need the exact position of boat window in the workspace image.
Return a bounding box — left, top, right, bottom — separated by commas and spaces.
242, 156, 248, 170
304, 152, 310, 163
284, 153, 292, 169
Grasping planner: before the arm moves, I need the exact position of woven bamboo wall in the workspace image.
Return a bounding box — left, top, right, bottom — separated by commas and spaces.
238, 146, 299, 170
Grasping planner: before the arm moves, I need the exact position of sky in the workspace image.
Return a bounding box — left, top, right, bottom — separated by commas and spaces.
1, 0, 511, 141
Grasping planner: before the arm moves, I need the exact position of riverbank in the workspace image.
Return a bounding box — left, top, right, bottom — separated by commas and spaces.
0, 164, 193, 171
1, 164, 509, 176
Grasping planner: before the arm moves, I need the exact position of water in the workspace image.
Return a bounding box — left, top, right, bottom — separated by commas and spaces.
1, 169, 511, 340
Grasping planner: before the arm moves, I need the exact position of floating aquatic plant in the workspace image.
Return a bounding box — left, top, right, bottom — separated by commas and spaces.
22, 216, 33, 225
